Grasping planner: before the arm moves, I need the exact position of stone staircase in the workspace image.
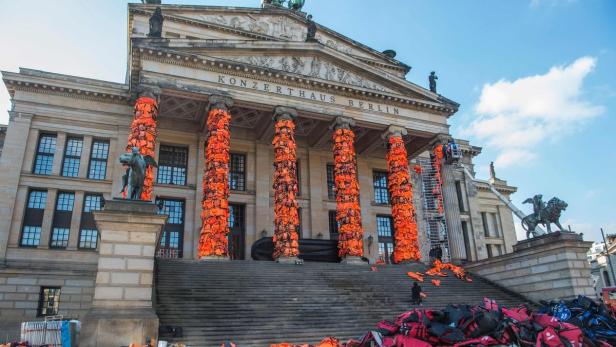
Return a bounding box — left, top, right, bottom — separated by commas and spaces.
155, 260, 526, 347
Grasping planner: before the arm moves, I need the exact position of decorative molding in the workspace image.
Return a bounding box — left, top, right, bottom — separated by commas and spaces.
3, 79, 130, 105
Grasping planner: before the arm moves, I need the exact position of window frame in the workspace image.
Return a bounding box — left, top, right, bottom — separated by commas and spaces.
61, 137, 83, 177
78, 193, 104, 250
328, 210, 339, 240
376, 215, 394, 264
37, 286, 61, 317
372, 170, 390, 205
20, 189, 47, 248
33, 133, 57, 175
87, 139, 110, 180
326, 164, 335, 200
228, 152, 246, 191
50, 191, 75, 249
156, 197, 186, 258
156, 144, 188, 186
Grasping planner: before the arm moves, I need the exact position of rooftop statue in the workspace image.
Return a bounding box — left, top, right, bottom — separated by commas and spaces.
148, 7, 164, 38
522, 194, 568, 238
263, 0, 305, 11
119, 147, 158, 200
429, 71, 438, 93
306, 14, 317, 42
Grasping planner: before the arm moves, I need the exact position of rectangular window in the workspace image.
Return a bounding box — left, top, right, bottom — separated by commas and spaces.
377, 215, 394, 264
21, 190, 47, 247
326, 164, 335, 200
228, 153, 246, 191
455, 180, 466, 212
157, 145, 188, 185
328, 210, 339, 240
38, 287, 61, 317
79, 194, 103, 249
156, 198, 184, 259
487, 244, 494, 258
50, 192, 74, 248
491, 212, 502, 237
33, 134, 57, 175
61, 137, 83, 177
373, 171, 389, 204
481, 212, 490, 237
88, 140, 109, 180
297, 207, 303, 238
495, 244, 503, 256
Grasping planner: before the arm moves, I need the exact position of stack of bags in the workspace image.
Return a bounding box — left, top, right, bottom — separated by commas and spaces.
272, 119, 300, 259
386, 136, 420, 263
126, 96, 159, 200
332, 128, 363, 257
198, 108, 231, 257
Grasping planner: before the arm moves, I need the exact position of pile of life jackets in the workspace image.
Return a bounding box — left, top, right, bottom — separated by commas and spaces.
408, 260, 473, 287
538, 295, 616, 346
431, 144, 445, 215
386, 135, 420, 263
126, 96, 159, 200
272, 119, 300, 259
332, 128, 364, 257
198, 107, 232, 257
267, 297, 592, 347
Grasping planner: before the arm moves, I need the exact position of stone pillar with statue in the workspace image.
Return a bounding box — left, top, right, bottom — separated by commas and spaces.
384, 125, 421, 263
272, 106, 301, 263
331, 116, 365, 265
82, 93, 167, 345
198, 95, 234, 260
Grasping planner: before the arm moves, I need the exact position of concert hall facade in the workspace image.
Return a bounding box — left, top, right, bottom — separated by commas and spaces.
0, 3, 518, 321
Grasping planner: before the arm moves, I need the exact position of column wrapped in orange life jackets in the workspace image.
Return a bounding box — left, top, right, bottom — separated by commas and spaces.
332, 127, 364, 257
126, 96, 158, 201
272, 118, 300, 259
198, 107, 231, 258
386, 135, 420, 262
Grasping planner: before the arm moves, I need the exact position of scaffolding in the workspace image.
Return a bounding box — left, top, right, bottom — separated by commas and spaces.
417, 157, 451, 262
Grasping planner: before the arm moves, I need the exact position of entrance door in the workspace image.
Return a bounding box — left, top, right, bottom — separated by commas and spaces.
228, 204, 245, 260
156, 198, 184, 259
376, 215, 394, 264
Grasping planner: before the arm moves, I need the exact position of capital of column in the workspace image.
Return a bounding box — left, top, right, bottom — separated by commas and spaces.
430, 133, 453, 148
382, 125, 408, 140
136, 84, 161, 101
273, 106, 298, 122
330, 116, 355, 131
208, 94, 234, 112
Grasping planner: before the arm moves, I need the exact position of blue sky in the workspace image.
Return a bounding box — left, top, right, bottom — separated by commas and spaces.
0, 0, 614, 242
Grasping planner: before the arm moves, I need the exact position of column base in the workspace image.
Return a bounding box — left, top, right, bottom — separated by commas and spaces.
275, 256, 301, 264
81, 308, 158, 347
200, 255, 230, 262
341, 256, 366, 265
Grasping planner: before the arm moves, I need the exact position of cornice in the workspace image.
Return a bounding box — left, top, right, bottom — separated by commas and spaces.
134, 46, 456, 116
3, 71, 131, 105
475, 180, 517, 194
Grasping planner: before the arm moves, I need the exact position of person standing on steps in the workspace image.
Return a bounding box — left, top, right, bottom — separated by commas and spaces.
435, 244, 443, 262
411, 281, 423, 305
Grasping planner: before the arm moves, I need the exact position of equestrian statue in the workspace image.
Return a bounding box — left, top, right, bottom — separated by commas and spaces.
119, 147, 158, 200
521, 194, 568, 239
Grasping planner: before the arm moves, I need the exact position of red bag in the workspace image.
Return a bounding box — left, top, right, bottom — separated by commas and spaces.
394, 335, 431, 347
453, 335, 499, 347
558, 324, 583, 347
536, 326, 564, 347
376, 320, 399, 335
502, 306, 530, 322
532, 313, 561, 328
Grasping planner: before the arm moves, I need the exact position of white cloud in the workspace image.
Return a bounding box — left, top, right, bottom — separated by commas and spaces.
464, 56, 604, 168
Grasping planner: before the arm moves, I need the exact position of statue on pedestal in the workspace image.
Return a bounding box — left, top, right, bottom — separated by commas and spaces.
429, 71, 438, 93
306, 15, 317, 42
522, 194, 568, 238
148, 7, 164, 38
119, 147, 158, 200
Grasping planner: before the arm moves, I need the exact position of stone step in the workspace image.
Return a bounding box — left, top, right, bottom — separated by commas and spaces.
155, 259, 527, 345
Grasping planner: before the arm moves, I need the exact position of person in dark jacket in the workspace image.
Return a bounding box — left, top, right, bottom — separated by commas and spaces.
435, 244, 443, 262
411, 282, 422, 305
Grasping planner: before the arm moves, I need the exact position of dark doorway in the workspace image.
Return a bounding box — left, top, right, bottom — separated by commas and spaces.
377, 215, 394, 264
228, 204, 245, 260
461, 221, 471, 261
156, 198, 185, 259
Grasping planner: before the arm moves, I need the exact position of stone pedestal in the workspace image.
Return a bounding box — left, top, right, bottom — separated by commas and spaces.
81, 199, 167, 347
465, 232, 594, 302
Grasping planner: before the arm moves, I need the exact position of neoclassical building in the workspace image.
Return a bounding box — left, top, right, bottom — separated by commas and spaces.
0, 2, 518, 321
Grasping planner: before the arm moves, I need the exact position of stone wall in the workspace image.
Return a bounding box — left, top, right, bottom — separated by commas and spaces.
465, 232, 594, 302
0, 264, 96, 339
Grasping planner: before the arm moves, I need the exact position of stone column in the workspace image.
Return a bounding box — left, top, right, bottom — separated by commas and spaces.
126, 85, 160, 201
433, 140, 467, 263
0, 112, 33, 262
198, 95, 233, 260
272, 106, 300, 263
384, 125, 421, 263
81, 199, 167, 347
254, 143, 272, 238
52, 132, 67, 176
331, 117, 364, 264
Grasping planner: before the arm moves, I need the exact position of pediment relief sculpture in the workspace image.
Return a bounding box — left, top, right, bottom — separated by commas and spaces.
212, 55, 395, 93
